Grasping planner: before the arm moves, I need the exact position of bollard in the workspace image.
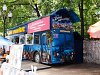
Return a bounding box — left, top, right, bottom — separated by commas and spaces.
33, 66, 37, 73
29, 65, 38, 75
31, 65, 33, 73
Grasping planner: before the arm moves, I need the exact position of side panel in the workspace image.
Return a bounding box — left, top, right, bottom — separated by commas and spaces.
50, 33, 74, 64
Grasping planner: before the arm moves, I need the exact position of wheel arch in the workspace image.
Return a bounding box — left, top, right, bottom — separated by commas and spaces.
32, 50, 40, 62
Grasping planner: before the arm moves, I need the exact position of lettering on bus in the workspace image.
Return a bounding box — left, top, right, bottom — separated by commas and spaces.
7, 27, 25, 35
28, 16, 50, 33
52, 16, 73, 31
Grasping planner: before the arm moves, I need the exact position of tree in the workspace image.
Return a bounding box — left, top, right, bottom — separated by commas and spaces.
0, 0, 99, 38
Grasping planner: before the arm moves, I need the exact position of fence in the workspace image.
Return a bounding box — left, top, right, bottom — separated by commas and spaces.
83, 40, 100, 64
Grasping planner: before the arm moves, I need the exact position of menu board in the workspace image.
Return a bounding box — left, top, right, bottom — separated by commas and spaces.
9, 44, 23, 69
1, 45, 23, 75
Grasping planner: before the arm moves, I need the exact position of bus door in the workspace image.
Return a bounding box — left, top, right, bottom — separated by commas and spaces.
41, 33, 50, 52
41, 32, 52, 63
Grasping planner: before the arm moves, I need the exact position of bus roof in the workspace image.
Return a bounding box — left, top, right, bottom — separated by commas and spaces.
7, 8, 80, 31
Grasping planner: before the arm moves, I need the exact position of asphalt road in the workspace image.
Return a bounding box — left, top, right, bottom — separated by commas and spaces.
37, 63, 100, 75
21, 61, 100, 75
0, 59, 100, 75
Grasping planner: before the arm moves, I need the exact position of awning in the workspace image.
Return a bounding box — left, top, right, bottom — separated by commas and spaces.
0, 36, 13, 45
87, 21, 100, 38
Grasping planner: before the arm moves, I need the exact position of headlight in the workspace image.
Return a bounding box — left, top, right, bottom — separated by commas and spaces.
57, 53, 59, 56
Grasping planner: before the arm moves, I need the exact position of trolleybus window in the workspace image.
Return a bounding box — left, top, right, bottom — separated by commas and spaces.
26, 34, 33, 44
20, 35, 25, 44
34, 34, 40, 44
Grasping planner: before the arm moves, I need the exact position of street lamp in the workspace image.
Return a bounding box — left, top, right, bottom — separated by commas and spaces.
0, 4, 12, 37
3, 4, 7, 11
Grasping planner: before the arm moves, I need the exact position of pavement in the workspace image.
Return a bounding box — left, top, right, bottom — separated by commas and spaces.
37, 63, 100, 75
21, 60, 51, 72
0, 60, 100, 75
21, 61, 100, 75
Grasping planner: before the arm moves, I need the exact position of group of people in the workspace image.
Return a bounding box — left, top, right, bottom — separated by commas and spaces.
0, 46, 5, 56
0, 45, 10, 55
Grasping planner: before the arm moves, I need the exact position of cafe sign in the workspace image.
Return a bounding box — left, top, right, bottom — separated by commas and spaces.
7, 27, 25, 35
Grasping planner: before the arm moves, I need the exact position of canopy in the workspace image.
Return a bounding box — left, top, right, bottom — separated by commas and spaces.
0, 36, 13, 45
87, 21, 100, 38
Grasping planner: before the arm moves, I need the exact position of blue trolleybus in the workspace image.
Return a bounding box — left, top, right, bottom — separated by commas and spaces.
6, 8, 81, 64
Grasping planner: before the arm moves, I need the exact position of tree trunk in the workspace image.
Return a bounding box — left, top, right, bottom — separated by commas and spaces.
34, 4, 40, 17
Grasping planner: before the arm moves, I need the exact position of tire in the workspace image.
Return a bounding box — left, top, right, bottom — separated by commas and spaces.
34, 52, 40, 63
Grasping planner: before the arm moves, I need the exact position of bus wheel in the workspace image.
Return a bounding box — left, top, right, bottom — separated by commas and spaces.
34, 52, 40, 63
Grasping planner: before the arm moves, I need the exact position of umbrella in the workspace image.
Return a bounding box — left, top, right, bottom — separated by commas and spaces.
87, 21, 100, 38
0, 36, 13, 45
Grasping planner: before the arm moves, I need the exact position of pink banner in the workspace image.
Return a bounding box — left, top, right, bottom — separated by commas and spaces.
28, 16, 50, 33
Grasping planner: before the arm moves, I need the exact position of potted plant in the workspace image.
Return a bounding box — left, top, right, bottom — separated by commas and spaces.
27, 35, 33, 44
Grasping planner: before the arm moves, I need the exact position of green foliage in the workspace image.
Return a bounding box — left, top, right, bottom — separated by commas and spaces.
0, 0, 99, 38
